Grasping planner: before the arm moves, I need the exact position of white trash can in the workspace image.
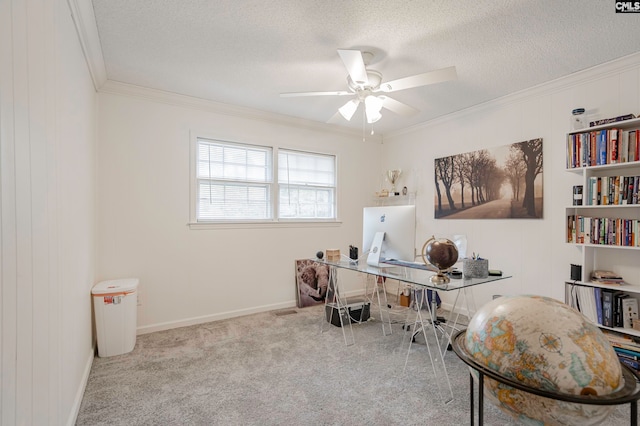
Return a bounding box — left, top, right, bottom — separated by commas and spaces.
92, 278, 139, 357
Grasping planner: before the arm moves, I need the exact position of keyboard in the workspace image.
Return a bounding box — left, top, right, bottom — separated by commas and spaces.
380, 259, 433, 271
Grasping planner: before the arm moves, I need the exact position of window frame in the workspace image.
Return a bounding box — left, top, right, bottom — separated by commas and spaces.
189, 133, 341, 229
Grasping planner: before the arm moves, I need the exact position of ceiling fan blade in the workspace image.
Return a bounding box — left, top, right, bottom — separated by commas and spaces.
280, 90, 351, 97
379, 96, 419, 116
377, 66, 457, 93
337, 49, 369, 86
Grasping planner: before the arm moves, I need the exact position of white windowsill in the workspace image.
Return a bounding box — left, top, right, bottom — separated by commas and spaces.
188, 220, 343, 230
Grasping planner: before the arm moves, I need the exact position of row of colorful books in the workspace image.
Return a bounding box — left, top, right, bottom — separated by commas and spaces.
566, 284, 640, 370
566, 127, 640, 169
583, 175, 640, 206
566, 285, 638, 329
601, 329, 640, 371
567, 215, 640, 247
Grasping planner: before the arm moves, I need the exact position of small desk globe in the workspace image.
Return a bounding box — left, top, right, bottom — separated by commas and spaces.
464, 295, 622, 425
421, 236, 458, 284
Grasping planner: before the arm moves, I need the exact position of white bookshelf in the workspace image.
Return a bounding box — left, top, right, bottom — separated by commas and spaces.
565, 117, 640, 339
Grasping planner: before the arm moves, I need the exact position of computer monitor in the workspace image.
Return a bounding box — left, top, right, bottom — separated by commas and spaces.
362, 205, 416, 265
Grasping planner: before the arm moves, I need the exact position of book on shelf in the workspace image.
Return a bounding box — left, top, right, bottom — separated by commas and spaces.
591, 278, 627, 285
566, 284, 596, 323
566, 125, 640, 168
603, 329, 640, 346
594, 287, 603, 325
589, 114, 637, 127
572, 185, 583, 205
630, 130, 638, 162
613, 341, 640, 353
618, 355, 640, 372
623, 297, 639, 329
566, 214, 639, 247
615, 293, 630, 327
614, 344, 640, 372
613, 345, 640, 360
602, 288, 616, 327
567, 284, 640, 332
612, 341, 640, 354
585, 175, 640, 206
610, 128, 619, 164
592, 270, 624, 282
567, 215, 575, 243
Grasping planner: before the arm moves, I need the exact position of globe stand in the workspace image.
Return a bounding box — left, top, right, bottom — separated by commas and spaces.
430, 270, 451, 285
451, 330, 640, 426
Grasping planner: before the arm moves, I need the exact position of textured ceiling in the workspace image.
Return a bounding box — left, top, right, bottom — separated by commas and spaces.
91, 0, 640, 134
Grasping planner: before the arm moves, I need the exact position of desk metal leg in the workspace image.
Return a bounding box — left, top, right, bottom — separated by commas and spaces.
402, 285, 475, 403
403, 287, 454, 404
438, 286, 477, 360
632, 400, 637, 426
365, 275, 392, 336
319, 266, 355, 346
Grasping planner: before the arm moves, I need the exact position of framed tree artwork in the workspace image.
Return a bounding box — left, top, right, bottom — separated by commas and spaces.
434, 138, 543, 219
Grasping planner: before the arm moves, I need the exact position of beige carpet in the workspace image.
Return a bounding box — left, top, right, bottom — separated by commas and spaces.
76, 300, 638, 425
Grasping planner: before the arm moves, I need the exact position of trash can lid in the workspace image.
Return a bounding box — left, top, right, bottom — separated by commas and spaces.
92, 278, 139, 295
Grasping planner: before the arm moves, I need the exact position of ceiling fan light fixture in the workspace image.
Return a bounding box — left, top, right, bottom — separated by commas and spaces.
364, 95, 383, 123
280, 49, 458, 128
366, 110, 382, 124
338, 99, 359, 121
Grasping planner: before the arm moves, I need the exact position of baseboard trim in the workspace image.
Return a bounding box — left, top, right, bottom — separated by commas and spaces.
137, 290, 368, 335
137, 300, 296, 335
66, 346, 95, 426
441, 301, 472, 319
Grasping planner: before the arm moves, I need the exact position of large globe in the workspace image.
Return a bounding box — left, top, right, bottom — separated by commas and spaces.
464, 295, 622, 425
422, 237, 458, 270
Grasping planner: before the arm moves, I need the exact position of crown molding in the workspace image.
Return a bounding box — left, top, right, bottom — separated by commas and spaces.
66, 0, 107, 90
387, 51, 640, 139
99, 79, 362, 137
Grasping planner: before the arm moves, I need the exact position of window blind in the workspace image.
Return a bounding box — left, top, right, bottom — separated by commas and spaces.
278, 150, 336, 219
197, 139, 272, 221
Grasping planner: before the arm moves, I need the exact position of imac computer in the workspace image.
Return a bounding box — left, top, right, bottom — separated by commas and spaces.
362, 205, 416, 266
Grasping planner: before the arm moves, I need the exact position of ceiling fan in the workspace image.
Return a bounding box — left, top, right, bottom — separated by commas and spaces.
280, 49, 457, 124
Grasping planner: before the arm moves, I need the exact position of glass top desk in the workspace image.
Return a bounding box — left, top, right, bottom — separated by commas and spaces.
316, 258, 510, 292
314, 258, 512, 404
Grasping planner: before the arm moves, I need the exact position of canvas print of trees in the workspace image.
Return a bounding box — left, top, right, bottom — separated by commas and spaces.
434, 138, 543, 219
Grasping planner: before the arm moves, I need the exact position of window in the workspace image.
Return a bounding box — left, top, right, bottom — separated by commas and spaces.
278, 150, 336, 219
194, 137, 337, 223
196, 139, 273, 221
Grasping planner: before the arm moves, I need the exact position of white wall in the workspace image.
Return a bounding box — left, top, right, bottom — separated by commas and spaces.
382, 53, 640, 311
0, 0, 97, 425
96, 85, 381, 333
95, 54, 640, 332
